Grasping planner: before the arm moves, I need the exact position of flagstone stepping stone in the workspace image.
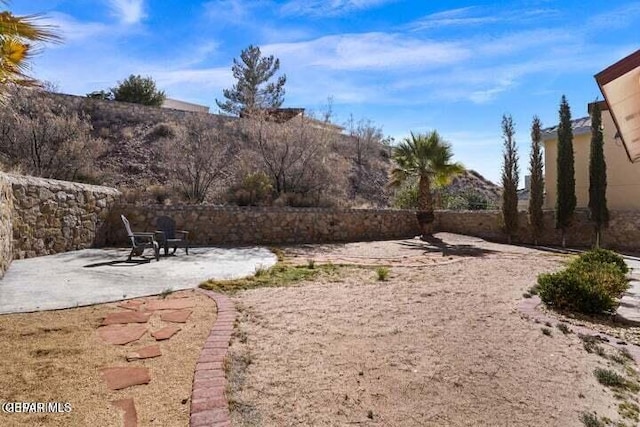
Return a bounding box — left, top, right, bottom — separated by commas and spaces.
101, 367, 150, 390
160, 309, 192, 323
112, 398, 138, 427
145, 299, 195, 311
167, 292, 191, 299
151, 325, 181, 340
102, 311, 152, 325
117, 300, 145, 311
126, 345, 162, 361
98, 324, 147, 345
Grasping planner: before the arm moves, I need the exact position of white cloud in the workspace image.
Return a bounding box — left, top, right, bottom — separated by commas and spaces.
409, 7, 499, 30
108, 0, 146, 25
267, 33, 469, 71
204, 0, 253, 24
42, 12, 110, 42
408, 6, 558, 31
280, 0, 395, 16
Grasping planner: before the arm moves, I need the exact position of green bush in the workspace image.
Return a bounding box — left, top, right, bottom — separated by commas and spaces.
537, 269, 615, 314
228, 172, 273, 206
575, 248, 629, 275
568, 259, 629, 299
537, 248, 629, 315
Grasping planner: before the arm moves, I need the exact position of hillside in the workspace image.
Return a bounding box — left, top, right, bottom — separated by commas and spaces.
48, 94, 392, 207
0, 91, 500, 209
445, 169, 501, 208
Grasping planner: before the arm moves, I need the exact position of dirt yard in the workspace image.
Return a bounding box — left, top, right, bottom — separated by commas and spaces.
0, 289, 215, 427
226, 234, 634, 426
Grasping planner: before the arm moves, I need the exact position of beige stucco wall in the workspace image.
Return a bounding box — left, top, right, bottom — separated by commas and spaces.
544, 109, 640, 209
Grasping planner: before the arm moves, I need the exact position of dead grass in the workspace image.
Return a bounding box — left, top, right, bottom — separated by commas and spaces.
0, 289, 215, 426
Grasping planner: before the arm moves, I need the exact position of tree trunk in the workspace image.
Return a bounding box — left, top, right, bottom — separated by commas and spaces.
417, 175, 434, 238
561, 229, 566, 248
595, 227, 601, 249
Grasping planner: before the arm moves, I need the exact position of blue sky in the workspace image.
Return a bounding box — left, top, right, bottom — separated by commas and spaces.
9, 0, 640, 186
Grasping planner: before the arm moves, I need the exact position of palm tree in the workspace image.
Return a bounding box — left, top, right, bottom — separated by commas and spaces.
1, 3, 60, 89
391, 131, 464, 237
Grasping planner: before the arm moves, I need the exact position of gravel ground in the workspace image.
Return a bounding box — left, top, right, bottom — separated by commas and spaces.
226, 233, 633, 426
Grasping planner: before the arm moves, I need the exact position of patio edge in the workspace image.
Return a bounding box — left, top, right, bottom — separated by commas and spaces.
190, 289, 236, 427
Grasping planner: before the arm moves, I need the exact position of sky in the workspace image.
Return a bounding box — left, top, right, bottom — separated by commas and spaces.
9, 0, 640, 186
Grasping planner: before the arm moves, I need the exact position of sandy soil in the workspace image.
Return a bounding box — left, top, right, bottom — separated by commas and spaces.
227, 233, 629, 426
0, 289, 215, 427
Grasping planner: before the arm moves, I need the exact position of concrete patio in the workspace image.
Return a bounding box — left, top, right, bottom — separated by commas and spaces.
0, 247, 277, 314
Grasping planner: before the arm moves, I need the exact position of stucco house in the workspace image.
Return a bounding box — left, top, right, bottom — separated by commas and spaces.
542, 101, 640, 210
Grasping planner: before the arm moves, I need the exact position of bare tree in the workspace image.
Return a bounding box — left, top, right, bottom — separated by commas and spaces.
347, 115, 383, 166
242, 112, 337, 205
162, 116, 237, 203
0, 87, 104, 181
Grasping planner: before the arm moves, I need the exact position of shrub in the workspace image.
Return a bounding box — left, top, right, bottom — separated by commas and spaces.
594, 368, 626, 388
537, 269, 617, 314
228, 171, 273, 206
147, 122, 177, 141
576, 248, 629, 275
537, 249, 629, 315
567, 259, 629, 299
375, 267, 390, 281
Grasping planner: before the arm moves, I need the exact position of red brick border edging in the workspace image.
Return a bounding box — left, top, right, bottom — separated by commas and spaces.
190, 289, 236, 427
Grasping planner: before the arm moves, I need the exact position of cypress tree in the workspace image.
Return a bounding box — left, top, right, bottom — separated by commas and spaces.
555, 95, 576, 247
501, 114, 519, 244
588, 102, 608, 248
529, 116, 544, 245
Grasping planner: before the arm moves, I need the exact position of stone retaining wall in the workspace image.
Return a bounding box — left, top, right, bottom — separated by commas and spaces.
6, 174, 121, 259
3, 168, 640, 280
0, 174, 13, 278
434, 209, 639, 250
111, 205, 421, 246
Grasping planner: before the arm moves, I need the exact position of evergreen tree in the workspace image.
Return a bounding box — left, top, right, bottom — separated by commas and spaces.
528, 116, 544, 245
555, 95, 576, 247
501, 114, 519, 244
216, 45, 286, 116
110, 74, 166, 106
588, 102, 608, 248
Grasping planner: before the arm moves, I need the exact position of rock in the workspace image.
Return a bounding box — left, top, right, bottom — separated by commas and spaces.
101, 311, 151, 325
111, 398, 138, 427
151, 325, 181, 340
97, 324, 147, 345
101, 367, 150, 390
160, 310, 192, 323
126, 344, 162, 361
145, 299, 195, 311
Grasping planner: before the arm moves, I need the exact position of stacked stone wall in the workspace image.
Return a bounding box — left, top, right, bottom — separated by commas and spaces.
434, 209, 640, 250
111, 205, 421, 246
0, 174, 13, 277
6, 174, 121, 259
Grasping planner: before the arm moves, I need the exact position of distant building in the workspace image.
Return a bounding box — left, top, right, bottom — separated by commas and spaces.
161, 98, 210, 113
517, 175, 531, 210
541, 101, 640, 210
